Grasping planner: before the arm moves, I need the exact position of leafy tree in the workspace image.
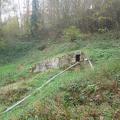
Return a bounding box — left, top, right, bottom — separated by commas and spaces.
63, 26, 81, 42
2, 17, 20, 38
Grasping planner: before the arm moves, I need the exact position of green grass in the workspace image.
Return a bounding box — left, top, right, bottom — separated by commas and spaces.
0, 32, 120, 119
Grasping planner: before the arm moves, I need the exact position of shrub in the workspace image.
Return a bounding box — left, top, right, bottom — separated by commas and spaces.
63, 26, 81, 42
37, 44, 46, 51
97, 17, 114, 32
0, 39, 6, 49
2, 17, 20, 38
0, 29, 6, 49
98, 28, 108, 33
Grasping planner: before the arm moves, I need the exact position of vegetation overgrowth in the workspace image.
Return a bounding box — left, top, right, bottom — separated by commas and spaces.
0, 0, 120, 119
0, 31, 120, 120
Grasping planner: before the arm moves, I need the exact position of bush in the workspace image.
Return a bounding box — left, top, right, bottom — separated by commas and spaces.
0, 39, 6, 49
37, 44, 46, 51
2, 17, 20, 38
0, 29, 6, 49
63, 26, 81, 42
98, 28, 108, 33
97, 17, 114, 30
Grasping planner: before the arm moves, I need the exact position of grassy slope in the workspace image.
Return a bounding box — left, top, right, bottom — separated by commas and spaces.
0, 32, 120, 120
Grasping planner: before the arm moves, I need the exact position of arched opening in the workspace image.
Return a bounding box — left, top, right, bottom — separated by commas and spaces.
76, 54, 80, 62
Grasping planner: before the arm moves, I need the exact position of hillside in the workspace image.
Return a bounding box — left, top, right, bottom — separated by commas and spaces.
0, 32, 120, 120
0, 0, 120, 119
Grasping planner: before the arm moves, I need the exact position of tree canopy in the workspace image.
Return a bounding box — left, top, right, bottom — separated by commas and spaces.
0, 0, 119, 40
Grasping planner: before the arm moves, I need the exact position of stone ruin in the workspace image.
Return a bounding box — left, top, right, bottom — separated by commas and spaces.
31, 51, 91, 73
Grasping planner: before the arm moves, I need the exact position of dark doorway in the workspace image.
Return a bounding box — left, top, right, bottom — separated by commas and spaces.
76, 54, 80, 62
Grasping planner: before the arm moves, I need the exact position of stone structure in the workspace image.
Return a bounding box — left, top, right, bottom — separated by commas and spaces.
32, 51, 89, 73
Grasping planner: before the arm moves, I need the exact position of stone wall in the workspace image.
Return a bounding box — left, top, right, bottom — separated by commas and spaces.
32, 51, 88, 73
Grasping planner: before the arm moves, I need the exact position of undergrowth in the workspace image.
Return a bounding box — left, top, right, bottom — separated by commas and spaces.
0, 32, 120, 120
8, 59, 120, 120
